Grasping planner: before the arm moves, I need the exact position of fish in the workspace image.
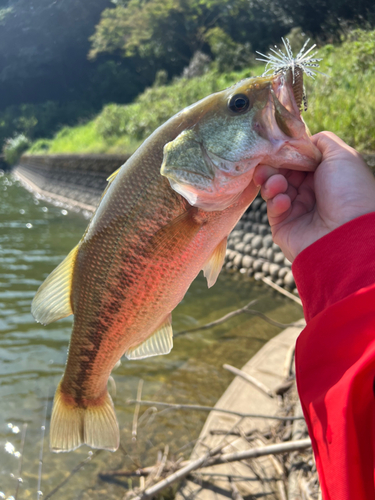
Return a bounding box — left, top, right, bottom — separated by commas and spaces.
31, 67, 321, 453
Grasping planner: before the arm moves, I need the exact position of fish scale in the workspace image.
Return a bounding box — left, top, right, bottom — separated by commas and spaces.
31, 69, 321, 452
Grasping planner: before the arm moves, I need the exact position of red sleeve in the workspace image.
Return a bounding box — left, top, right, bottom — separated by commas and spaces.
291, 212, 375, 500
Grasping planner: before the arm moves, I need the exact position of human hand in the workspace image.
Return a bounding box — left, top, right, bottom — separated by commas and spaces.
253, 132, 375, 262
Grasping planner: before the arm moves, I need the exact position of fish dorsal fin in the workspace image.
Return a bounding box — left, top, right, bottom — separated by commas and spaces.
203, 237, 227, 288
125, 315, 173, 360
31, 245, 79, 325
106, 167, 121, 183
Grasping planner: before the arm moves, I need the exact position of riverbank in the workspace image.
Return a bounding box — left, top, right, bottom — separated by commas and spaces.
98, 320, 316, 499
176, 319, 310, 500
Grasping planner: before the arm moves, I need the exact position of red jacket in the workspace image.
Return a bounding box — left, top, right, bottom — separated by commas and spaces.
292, 212, 375, 500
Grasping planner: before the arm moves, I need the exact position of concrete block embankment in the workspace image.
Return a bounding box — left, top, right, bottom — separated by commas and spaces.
14, 153, 128, 212
15, 151, 375, 289
225, 198, 296, 291
13, 153, 297, 289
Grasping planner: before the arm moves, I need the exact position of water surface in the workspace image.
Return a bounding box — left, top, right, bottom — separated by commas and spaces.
0, 172, 302, 499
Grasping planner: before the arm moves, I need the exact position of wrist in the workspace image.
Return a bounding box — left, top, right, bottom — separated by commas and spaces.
292, 212, 375, 321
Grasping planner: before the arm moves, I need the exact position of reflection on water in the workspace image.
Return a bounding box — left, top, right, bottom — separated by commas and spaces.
0, 172, 302, 499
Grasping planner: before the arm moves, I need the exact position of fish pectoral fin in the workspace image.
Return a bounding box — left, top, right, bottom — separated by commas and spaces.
31, 244, 79, 325
106, 167, 121, 183
203, 237, 227, 288
125, 315, 173, 360
151, 209, 202, 256
50, 382, 119, 453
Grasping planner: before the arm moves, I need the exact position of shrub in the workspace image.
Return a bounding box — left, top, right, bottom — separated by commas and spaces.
3, 134, 30, 165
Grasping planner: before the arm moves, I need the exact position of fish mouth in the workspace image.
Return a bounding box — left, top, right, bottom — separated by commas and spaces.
255, 69, 322, 171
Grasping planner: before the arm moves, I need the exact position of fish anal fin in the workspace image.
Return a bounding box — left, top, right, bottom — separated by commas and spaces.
31, 245, 79, 325
151, 209, 202, 256
203, 237, 227, 288
125, 315, 173, 360
50, 382, 119, 453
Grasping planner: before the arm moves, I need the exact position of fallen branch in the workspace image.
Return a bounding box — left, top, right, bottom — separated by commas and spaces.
15, 423, 27, 500
223, 364, 274, 398
132, 380, 144, 443
37, 391, 49, 500
127, 400, 304, 422
262, 277, 302, 306
243, 309, 298, 329
283, 344, 296, 379
44, 450, 102, 500
229, 477, 245, 500
175, 300, 298, 337
130, 439, 311, 500
175, 300, 257, 336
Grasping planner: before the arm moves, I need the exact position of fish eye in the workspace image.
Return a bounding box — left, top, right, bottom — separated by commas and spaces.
228, 94, 250, 114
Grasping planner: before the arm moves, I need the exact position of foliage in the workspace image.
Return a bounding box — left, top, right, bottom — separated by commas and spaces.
204, 27, 254, 72
305, 30, 375, 151
182, 51, 211, 79
29, 30, 375, 156
1, 0, 374, 152
30, 67, 262, 154
89, 0, 290, 73
275, 0, 375, 39
3, 133, 30, 165
0, 0, 156, 147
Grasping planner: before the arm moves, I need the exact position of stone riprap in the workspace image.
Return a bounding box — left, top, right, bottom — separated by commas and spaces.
14, 154, 129, 212
15, 151, 375, 289
14, 154, 296, 289
225, 197, 297, 291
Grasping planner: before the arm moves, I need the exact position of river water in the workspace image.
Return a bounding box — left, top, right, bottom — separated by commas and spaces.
0, 171, 302, 499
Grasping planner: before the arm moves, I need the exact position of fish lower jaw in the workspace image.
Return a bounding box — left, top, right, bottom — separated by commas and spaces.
265, 138, 321, 171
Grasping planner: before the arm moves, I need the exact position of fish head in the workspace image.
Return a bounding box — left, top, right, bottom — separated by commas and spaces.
161, 69, 322, 211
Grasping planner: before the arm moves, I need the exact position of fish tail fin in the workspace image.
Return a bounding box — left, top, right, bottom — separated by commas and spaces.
50, 382, 120, 453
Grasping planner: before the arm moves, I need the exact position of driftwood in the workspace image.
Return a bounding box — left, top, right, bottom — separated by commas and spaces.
97, 346, 319, 500
128, 439, 311, 500
229, 477, 245, 500
262, 276, 302, 306
102, 438, 311, 481
175, 299, 299, 337
127, 399, 304, 421
288, 400, 308, 500
223, 363, 275, 398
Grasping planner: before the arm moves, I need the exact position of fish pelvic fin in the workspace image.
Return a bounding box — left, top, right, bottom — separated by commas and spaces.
31, 244, 79, 325
50, 382, 119, 453
203, 237, 227, 288
125, 314, 173, 360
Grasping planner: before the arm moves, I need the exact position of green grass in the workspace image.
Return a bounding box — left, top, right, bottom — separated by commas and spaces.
28, 29, 375, 156
28, 66, 264, 156
306, 30, 375, 151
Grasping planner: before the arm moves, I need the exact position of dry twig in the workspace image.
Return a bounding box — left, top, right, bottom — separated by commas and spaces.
37, 391, 49, 500
262, 277, 302, 306
129, 439, 311, 500
132, 380, 144, 443
14, 423, 27, 500
229, 477, 245, 500
223, 364, 275, 398
175, 300, 298, 337
44, 451, 102, 500
127, 400, 304, 422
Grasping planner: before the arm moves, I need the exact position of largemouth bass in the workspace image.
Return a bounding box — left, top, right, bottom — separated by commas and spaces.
32, 68, 321, 453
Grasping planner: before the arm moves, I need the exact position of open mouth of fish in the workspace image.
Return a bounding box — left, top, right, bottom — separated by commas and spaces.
254, 68, 322, 172
161, 68, 321, 211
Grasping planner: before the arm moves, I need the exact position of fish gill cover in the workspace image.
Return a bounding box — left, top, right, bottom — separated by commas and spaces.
256, 38, 323, 111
